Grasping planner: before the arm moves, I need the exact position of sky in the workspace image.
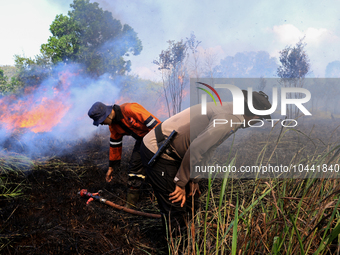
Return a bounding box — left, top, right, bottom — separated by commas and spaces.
1, 0, 340, 80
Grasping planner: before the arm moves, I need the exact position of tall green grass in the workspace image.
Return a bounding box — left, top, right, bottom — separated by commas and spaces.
167, 126, 340, 254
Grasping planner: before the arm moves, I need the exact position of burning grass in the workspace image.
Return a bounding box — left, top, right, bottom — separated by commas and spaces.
1, 118, 340, 254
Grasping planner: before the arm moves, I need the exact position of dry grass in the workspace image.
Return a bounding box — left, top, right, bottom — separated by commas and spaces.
1, 118, 340, 254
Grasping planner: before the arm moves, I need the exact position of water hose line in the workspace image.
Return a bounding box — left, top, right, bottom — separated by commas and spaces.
78, 189, 161, 218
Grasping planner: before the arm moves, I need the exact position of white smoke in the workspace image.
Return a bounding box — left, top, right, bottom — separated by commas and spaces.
0, 63, 120, 157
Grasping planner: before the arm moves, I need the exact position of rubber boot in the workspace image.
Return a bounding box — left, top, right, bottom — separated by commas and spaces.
125, 188, 140, 209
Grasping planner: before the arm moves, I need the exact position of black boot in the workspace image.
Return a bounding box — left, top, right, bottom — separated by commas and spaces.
125, 188, 140, 208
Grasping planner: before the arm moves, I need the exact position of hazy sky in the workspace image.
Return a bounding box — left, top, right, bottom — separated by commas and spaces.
1, 0, 340, 80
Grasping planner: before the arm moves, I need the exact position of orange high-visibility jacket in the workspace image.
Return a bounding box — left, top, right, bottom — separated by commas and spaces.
109, 103, 161, 168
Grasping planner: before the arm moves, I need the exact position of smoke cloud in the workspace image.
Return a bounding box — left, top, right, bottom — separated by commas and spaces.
0, 63, 120, 157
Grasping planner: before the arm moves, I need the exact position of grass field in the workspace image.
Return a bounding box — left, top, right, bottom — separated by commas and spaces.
1, 117, 340, 254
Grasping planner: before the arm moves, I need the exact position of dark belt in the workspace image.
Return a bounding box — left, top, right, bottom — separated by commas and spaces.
155, 123, 181, 162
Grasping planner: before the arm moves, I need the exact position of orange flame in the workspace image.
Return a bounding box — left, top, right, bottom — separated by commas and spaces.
182, 87, 189, 98
115, 95, 131, 105
178, 75, 183, 84
0, 71, 75, 133
155, 98, 169, 119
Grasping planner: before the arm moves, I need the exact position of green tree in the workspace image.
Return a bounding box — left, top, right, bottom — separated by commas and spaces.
277, 37, 310, 119
41, 14, 80, 64
0, 69, 7, 86
41, 0, 142, 77
0, 65, 17, 80
153, 39, 189, 117
277, 37, 310, 80
0, 68, 21, 95
14, 55, 50, 89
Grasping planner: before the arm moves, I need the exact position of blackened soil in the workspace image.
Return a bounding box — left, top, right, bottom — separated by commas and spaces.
0, 135, 166, 255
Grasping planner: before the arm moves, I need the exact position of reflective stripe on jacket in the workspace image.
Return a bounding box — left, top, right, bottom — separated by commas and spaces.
109, 103, 160, 168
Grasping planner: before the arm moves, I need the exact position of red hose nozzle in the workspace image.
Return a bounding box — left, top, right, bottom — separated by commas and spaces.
79, 189, 88, 197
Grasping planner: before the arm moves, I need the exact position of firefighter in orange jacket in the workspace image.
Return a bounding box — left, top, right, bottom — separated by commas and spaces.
88, 102, 161, 207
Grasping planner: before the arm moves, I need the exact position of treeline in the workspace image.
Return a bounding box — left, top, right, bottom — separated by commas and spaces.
1, 0, 315, 115
0, 0, 142, 96
0, 66, 21, 95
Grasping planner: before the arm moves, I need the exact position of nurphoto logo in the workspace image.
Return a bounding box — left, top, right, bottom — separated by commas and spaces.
198, 82, 312, 128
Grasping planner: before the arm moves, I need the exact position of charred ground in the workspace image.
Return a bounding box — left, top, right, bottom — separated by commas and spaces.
1, 117, 340, 254
1, 132, 166, 255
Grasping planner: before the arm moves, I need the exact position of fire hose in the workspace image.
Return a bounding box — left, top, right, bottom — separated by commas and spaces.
78, 189, 218, 229
78, 189, 161, 219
